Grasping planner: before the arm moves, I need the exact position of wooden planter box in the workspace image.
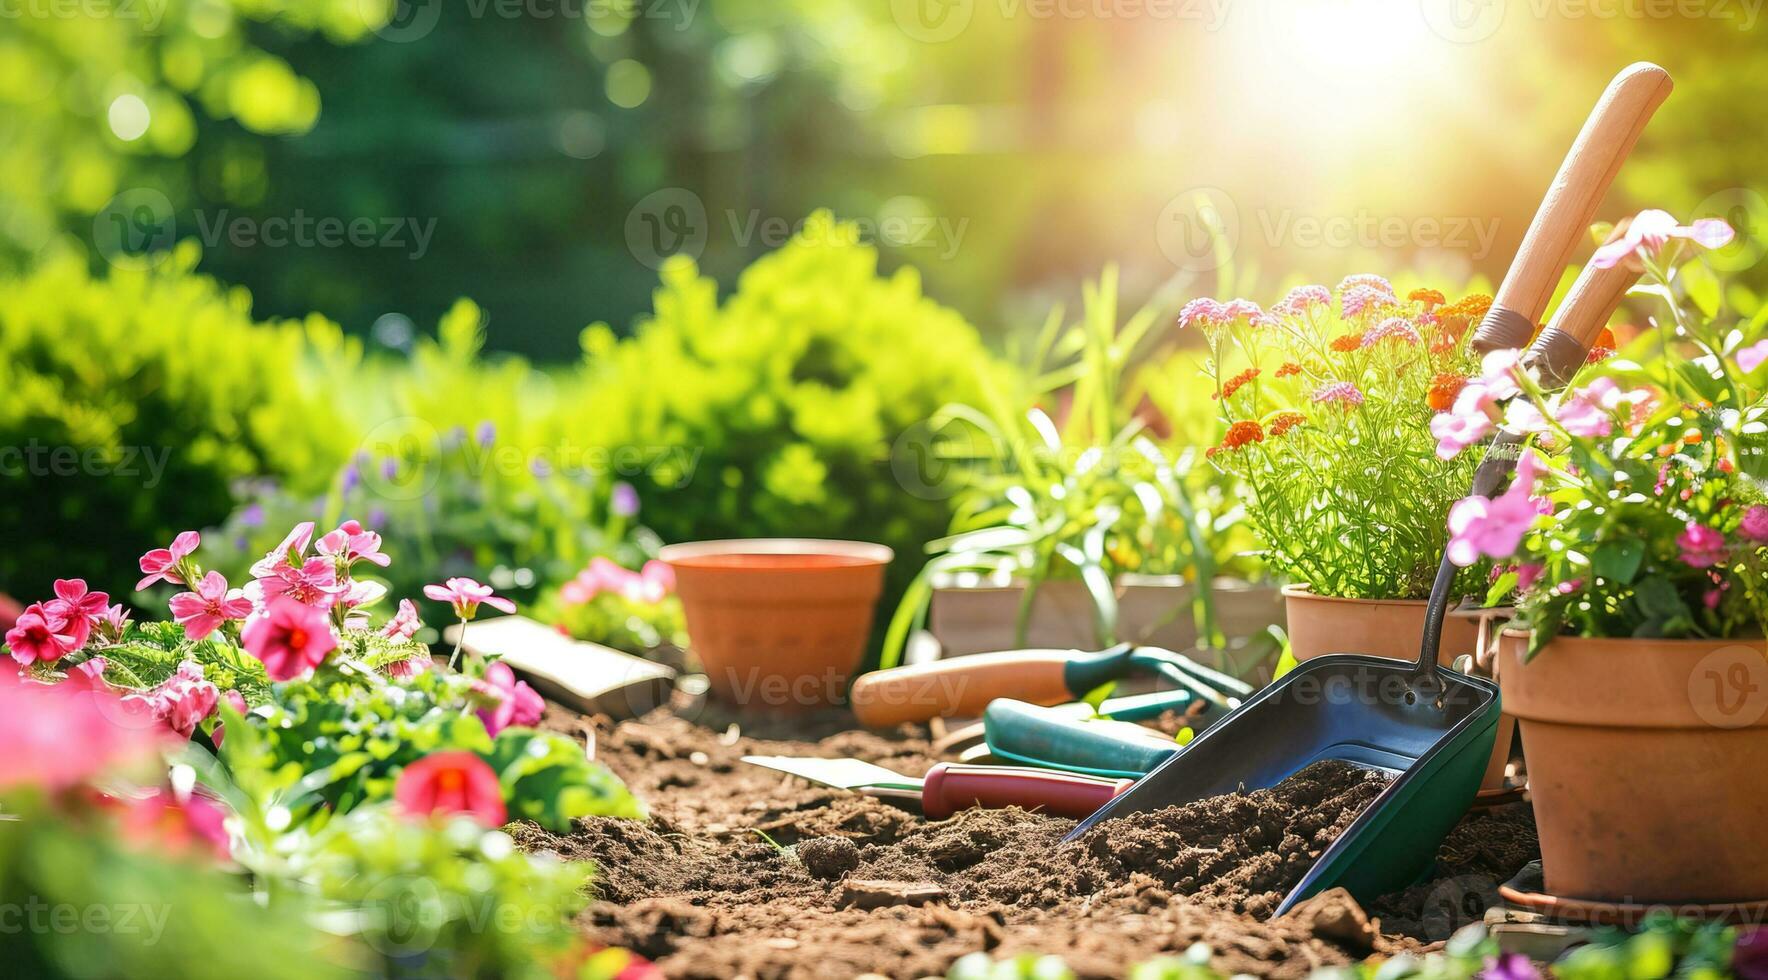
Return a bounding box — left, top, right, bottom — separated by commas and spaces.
928, 576, 1286, 683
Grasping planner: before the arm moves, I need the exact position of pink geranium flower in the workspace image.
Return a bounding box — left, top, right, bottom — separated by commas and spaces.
1591, 209, 1735, 270
423, 577, 515, 621
251, 522, 316, 578
0, 670, 168, 793
1678, 523, 1729, 569
93, 604, 132, 643
6, 603, 80, 667
317, 519, 390, 568
251, 557, 344, 610
474, 661, 544, 736
128, 661, 221, 739
168, 572, 253, 642
241, 597, 338, 682
381, 598, 423, 640
137, 531, 201, 591
49, 579, 109, 625
394, 752, 507, 827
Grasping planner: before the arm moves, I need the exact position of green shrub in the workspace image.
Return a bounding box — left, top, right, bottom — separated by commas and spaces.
0, 246, 358, 599
567, 212, 1009, 633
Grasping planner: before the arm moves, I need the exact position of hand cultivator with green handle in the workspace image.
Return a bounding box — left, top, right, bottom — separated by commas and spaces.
1066, 62, 1671, 914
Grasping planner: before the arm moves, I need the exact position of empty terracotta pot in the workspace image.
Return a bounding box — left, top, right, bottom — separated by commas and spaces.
1282, 584, 1482, 665
1500, 629, 1768, 903
660, 539, 892, 714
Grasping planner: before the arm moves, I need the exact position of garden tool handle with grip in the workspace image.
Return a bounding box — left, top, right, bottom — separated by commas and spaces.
1416, 232, 1647, 676
849, 645, 1136, 728
1524, 255, 1645, 384
1471, 62, 1672, 354
918, 762, 1134, 820
984, 699, 1181, 779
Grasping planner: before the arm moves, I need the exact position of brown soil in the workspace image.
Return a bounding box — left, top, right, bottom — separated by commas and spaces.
518, 702, 1539, 980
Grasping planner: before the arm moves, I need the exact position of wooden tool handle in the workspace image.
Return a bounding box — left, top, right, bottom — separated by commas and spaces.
849, 651, 1076, 728
919, 763, 1133, 820
1523, 253, 1643, 384
1472, 62, 1672, 353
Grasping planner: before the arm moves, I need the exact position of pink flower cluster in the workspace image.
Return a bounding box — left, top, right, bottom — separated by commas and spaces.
1177, 297, 1264, 331
1311, 381, 1365, 408
1359, 316, 1422, 348
1273, 284, 1331, 316
1337, 275, 1397, 320
6, 579, 116, 667
559, 557, 676, 606
473, 661, 544, 736
1447, 450, 1550, 567
125, 661, 222, 739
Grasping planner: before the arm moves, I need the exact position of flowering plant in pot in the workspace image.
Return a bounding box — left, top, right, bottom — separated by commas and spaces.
1437, 209, 1766, 904
885, 268, 1276, 676
1194, 276, 1495, 664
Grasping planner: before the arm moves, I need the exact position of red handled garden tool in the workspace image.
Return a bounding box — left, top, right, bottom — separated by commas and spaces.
849, 643, 1251, 729
741, 756, 1133, 820
1065, 63, 1668, 914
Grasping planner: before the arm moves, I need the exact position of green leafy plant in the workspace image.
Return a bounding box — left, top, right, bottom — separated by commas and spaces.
1199, 278, 1491, 599
0, 248, 359, 600
566, 212, 1009, 635
884, 268, 1255, 667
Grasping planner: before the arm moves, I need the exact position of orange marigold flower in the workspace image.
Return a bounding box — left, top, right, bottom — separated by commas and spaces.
1595, 326, 1616, 349
1441, 294, 1494, 320
1275, 361, 1302, 378
1684, 430, 1704, 444
1268, 411, 1306, 437
1218, 420, 1265, 451
1330, 333, 1364, 353
1408, 288, 1446, 308
1427, 373, 1467, 411
1221, 367, 1260, 400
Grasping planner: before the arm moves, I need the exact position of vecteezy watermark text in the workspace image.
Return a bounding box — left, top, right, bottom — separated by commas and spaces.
0, 899, 171, 945
193, 210, 437, 260
623, 188, 971, 270
0, 0, 167, 29
1, 442, 171, 490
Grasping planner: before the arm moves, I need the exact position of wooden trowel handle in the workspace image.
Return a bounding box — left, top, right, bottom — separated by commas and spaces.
1472, 62, 1671, 353
849, 651, 1077, 728
1523, 251, 1644, 384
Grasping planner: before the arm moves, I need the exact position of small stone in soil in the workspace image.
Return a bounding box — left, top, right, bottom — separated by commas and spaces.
837, 879, 949, 909
798, 835, 861, 879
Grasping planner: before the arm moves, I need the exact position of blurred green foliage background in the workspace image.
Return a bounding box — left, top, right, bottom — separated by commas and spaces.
4, 0, 1768, 620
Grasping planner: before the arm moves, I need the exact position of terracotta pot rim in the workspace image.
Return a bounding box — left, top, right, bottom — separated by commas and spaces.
1500, 627, 1766, 648
659, 538, 893, 568
1280, 583, 1429, 607
929, 575, 1272, 593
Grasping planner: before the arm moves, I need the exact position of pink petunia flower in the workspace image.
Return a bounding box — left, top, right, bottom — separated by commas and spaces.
241, 597, 338, 682
423, 577, 516, 621
6, 603, 80, 667
1736, 340, 1768, 374
137, 531, 201, 591
168, 572, 253, 642
1432, 381, 1499, 460
1678, 523, 1729, 569
1591, 209, 1735, 270
1447, 451, 1548, 566
316, 519, 391, 568
474, 661, 545, 736
394, 751, 507, 827
1740, 505, 1768, 543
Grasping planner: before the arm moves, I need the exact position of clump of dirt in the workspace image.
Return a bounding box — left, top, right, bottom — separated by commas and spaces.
800, 836, 861, 879
520, 702, 1538, 979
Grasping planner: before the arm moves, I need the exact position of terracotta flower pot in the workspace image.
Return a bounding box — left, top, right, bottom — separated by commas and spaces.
1499, 629, 1768, 903
660, 539, 892, 714
1284, 585, 1513, 791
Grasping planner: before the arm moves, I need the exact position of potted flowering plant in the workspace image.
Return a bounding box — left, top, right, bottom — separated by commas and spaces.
887, 269, 1279, 678
1194, 277, 1495, 664
1438, 209, 1765, 904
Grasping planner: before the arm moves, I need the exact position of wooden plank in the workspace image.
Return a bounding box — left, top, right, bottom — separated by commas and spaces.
446, 615, 676, 720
